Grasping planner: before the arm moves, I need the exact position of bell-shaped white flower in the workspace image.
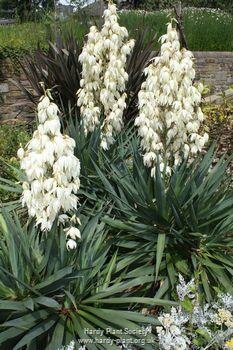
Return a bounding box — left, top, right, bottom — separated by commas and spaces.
65, 226, 81, 240
17, 148, 25, 159
66, 239, 77, 250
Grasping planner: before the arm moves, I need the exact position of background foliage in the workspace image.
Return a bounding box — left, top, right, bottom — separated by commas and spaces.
0, 124, 31, 199
137, 0, 233, 12
0, 0, 56, 21
0, 7, 233, 62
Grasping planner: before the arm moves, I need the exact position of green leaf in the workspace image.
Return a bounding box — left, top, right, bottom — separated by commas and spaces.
83, 297, 177, 307
196, 328, 211, 341
23, 298, 34, 311
34, 267, 73, 292
2, 310, 50, 329
45, 319, 65, 350
34, 297, 61, 309
0, 300, 27, 311
0, 328, 27, 345
155, 233, 166, 282
181, 298, 194, 312
166, 254, 176, 288
154, 278, 169, 299
200, 270, 212, 302
13, 317, 57, 350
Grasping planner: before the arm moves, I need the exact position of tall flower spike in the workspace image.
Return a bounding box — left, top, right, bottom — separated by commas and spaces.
18, 92, 81, 249
135, 21, 208, 177
77, 2, 134, 150
77, 25, 103, 133
99, 2, 135, 149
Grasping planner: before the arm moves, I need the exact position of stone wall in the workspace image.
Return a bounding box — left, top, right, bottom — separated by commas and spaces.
0, 51, 233, 123
0, 58, 34, 124
194, 52, 233, 93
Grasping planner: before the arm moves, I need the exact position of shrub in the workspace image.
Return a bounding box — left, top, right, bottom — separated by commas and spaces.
94, 143, 233, 301
119, 8, 233, 51
0, 7, 233, 61
156, 275, 233, 349
0, 210, 169, 349
204, 101, 233, 143
0, 123, 31, 202
138, 0, 233, 12
203, 101, 233, 171
20, 34, 83, 123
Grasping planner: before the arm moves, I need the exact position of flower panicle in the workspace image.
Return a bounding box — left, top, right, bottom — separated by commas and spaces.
135, 21, 208, 177
77, 2, 134, 150
18, 92, 81, 250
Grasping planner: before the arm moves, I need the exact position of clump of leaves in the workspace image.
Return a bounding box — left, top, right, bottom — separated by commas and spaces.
19, 31, 83, 119
93, 141, 233, 301
0, 209, 176, 349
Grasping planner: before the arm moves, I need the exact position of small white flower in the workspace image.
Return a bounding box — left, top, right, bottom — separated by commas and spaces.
177, 274, 196, 301
58, 214, 69, 224
17, 147, 25, 159
59, 340, 76, 350
38, 95, 50, 110
65, 226, 81, 240
66, 239, 77, 250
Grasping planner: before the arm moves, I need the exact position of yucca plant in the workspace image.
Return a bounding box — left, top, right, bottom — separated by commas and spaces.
93, 140, 233, 301
66, 117, 134, 191
1, 120, 232, 306
0, 207, 177, 350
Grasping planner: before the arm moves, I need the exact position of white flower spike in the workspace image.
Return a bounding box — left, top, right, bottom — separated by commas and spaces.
77, 2, 134, 150
135, 21, 208, 176
18, 91, 81, 249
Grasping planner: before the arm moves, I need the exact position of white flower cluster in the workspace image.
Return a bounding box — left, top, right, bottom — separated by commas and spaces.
59, 341, 75, 350
18, 93, 81, 250
176, 274, 196, 301
157, 307, 190, 350
135, 21, 208, 176
77, 2, 134, 150
156, 275, 233, 350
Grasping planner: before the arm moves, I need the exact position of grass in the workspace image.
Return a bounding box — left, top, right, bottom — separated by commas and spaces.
0, 17, 87, 59
0, 7, 232, 59
183, 7, 233, 51
0, 22, 47, 53
119, 8, 233, 51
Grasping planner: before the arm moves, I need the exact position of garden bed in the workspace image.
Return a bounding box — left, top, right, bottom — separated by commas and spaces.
0, 4, 232, 350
